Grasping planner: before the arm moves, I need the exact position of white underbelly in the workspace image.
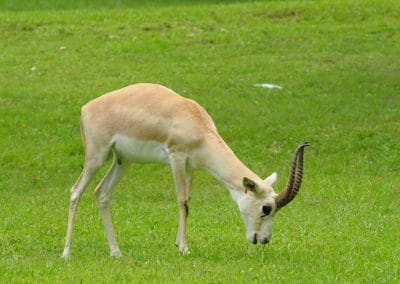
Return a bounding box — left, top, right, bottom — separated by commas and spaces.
112, 135, 170, 164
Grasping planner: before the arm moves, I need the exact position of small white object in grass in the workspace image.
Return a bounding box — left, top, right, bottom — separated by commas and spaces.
254, 83, 283, 90
31, 66, 37, 71
60, 46, 66, 50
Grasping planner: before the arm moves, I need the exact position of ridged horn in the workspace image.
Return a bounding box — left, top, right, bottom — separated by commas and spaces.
275, 142, 310, 209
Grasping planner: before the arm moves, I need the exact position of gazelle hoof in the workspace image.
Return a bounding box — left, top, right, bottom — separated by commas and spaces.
61, 250, 71, 260
178, 246, 190, 255
110, 250, 122, 258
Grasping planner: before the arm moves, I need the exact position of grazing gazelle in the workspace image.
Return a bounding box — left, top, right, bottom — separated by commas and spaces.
61, 83, 309, 259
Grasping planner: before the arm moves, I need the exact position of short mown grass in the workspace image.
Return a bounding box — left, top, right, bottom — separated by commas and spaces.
0, 0, 399, 282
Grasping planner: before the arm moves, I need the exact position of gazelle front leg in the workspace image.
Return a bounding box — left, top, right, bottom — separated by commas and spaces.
170, 153, 191, 254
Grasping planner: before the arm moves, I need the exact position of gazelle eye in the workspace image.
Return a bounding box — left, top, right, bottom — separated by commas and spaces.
262, 205, 272, 217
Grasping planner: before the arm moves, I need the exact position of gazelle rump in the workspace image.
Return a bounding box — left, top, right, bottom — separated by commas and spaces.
61, 83, 309, 259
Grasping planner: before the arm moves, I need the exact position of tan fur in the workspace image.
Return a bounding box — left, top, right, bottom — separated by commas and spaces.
82, 83, 217, 146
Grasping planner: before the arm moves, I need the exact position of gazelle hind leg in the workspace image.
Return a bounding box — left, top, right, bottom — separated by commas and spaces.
95, 152, 131, 258
62, 152, 108, 259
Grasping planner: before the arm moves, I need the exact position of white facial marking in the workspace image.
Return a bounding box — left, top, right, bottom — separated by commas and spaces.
239, 178, 277, 245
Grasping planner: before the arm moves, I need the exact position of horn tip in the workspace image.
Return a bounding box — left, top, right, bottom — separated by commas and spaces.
300, 141, 310, 148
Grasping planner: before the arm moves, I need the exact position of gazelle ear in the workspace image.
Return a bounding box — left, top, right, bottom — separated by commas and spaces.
243, 177, 259, 193
265, 172, 277, 185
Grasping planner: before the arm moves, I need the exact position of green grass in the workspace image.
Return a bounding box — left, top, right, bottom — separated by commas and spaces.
1, 0, 399, 282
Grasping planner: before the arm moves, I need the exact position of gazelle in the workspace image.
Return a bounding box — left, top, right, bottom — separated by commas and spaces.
61, 83, 309, 259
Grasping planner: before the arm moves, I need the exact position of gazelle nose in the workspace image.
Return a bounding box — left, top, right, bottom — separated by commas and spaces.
261, 238, 270, 245
252, 233, 258, 245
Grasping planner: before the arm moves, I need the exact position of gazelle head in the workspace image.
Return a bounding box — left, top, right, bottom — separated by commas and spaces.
238, 142, 309, 245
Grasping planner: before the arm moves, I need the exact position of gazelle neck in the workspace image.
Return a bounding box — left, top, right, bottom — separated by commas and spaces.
199, 135, 260, 203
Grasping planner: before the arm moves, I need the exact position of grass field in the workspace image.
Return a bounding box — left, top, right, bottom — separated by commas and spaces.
1, 0, 399, 282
